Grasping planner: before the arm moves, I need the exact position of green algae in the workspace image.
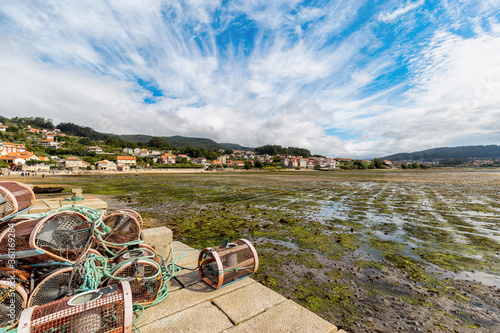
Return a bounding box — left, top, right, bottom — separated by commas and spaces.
40, 170, 500, 331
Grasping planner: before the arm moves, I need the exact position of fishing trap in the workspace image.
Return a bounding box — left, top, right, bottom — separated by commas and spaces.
18, 281, 133, 333
108, 258, 161, 306
0, 280, 28, 329
0, 211, 93, 264
0, 181, 36, 220
28, 267, 85, 308
97, 210, 142, 251
198, 239, 259, 289
113, 244, 158, 264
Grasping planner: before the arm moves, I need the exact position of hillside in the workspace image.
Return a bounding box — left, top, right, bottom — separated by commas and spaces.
119, 134, 235, 150
382, 145, 500, 161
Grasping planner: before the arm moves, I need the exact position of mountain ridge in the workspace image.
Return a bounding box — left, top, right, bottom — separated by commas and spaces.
381, 145, 500, 161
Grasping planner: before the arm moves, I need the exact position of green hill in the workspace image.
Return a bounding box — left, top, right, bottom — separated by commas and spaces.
382, 145, 500, 161
119, 134, 231, 150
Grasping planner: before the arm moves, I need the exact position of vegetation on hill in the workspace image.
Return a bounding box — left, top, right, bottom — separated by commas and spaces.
11, 116, 55, 130
382, 145, 500, 161
119, 134, 228, 150
255, 144, 311, 157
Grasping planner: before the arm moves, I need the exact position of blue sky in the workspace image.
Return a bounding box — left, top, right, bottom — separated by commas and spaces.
0, 0, 499, 158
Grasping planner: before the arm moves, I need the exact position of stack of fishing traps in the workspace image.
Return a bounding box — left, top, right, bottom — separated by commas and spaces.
0, 181, 160, 333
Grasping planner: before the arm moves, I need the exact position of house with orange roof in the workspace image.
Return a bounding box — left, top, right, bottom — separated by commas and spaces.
64, 157, 85, 170
0, 141, 27, 155
117, 155, 136, 167
192, 157, 207, 165
177, 154, 190, 161
87, 146, 103, 153
160, 153, 176, 164
39, 139, 60, 148
96, 160, 117, 171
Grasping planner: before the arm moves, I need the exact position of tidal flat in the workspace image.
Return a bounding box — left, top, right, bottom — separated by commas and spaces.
32, 170, 500, 332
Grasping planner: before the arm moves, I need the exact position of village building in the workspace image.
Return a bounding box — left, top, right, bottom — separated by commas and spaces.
64, 157, 86, 171
118, 164, 130, 172
96, 160, 117, 171
116, 156, 136, 167
159, 153, 176, 164
192, 157, 207, 165
39, 139, 60, 148
138, 148, 149, 157
87, 146, 103, 153
0, 141, 27, 155
177, 154, 190, 162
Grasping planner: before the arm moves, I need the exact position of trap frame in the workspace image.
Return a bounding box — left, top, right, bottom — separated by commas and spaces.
198, 239, 259, 289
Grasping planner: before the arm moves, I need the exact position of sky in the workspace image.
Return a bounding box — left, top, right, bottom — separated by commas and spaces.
0, 1, 499, 158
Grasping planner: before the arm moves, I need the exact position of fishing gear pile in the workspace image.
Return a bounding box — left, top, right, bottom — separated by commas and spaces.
0, 181, 179, 333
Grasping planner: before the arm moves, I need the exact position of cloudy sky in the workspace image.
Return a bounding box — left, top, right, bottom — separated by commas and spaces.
1, 1, 499, 158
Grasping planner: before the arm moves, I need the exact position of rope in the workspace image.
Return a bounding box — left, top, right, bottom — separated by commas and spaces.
12, 206, 199, 333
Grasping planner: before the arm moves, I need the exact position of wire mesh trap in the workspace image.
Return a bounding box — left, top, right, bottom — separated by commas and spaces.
113, 244, 158, 264
108, 259, 161, 306
0, 211, 93, 264
28, 267, 85, 307
198, 239, 259, 289
0, 181, 36, 220
96, 210, 142, 251
0, 280, 28, 329
18, 281, 133, 333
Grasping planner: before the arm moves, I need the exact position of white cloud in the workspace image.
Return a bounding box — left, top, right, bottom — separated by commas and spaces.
0, 1, 499, 159
379, 0, 425, 23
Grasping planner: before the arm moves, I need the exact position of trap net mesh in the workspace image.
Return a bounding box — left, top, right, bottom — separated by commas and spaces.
19, 281, 132, 333
198, 239, 259, 289
0, 281, 27, 329
0, 181, 36, 219
109, 260, 161, 305
28, 268, 85, 307
33, 211, 93, 263
98, 211, 142, 250
113, 244, 158, 264
0, 219, 41, 260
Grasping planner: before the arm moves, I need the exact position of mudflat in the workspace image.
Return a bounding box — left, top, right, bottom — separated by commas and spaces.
17, 169, 500, 332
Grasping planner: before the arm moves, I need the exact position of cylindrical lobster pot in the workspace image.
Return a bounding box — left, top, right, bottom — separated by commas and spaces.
97, 210, 142, 251
108, 259, 161, 306
198, 239, 258, 289
0, 280, 28, 330
18, 281, 133, 333
28, 267, 85, 307
113, 244, 158, 264
0, 181, 36, 220
0, 211, 93, 264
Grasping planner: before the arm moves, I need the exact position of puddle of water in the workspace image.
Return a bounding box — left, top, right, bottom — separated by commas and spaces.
446, 270, 500, 288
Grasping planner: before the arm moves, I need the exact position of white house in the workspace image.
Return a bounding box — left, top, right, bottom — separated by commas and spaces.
39, 139, 60, 148
97, 160, 117, 171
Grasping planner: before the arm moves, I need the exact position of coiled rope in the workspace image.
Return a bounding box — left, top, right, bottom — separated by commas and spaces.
7, 206, 197, 333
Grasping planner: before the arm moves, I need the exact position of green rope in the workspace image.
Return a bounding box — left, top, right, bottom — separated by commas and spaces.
15, 206, 198, 333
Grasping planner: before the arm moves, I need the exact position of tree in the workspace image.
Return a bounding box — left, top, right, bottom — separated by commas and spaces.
148, 137, 170, 149
254, 159, 264, 168
373, 158, 383, 169
353, 159, 367, 170
244, 160, 253, 169
411, 162, 419, 169
78, 137, 95, 146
